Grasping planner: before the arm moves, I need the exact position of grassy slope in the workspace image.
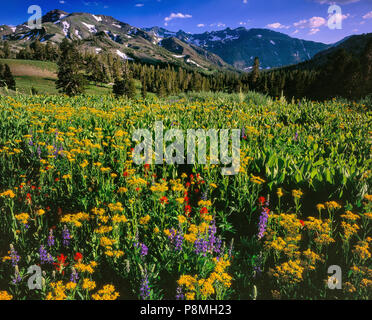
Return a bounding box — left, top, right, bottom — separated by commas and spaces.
0, 59, 112, 95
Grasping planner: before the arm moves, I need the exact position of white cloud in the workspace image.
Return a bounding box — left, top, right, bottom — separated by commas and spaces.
309, 28, 320, 35
59, 1, 65, 3
312, 0, 360, 4
209, 22, 226, 27
294, 16, 327, 29
164, 12, 192, 26
266, 22, 290, 29
363, 11, 372, 19
292, 29, 299, 35
197, 24, 205, 27
135, 3, 144, 7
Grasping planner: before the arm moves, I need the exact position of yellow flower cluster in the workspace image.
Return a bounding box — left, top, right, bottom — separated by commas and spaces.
0, 190, 15, 198
139, 215, 151, 225
341, 222, 359, 240
292, 189, 303, 199
61, 212, 90, 227
108, 202, 124, 212
0, 290, 13, 300
353, 241, 371, 260
105, 250, 124, 258
92, 285, 120, 300
15, 213, 30, 225
250, 175, 265, 185
46, 281, 75, 300
111, 214, 128, 224
94, 225, 113, 234
100, 237, 117, 249
272, 259, 304, 284
324, 201, 342, 210
340, 211, 360, 221
150, 182, 168, 193
82, 279, 96, 291
74, 261, 98, 274
177, 256, 232, 300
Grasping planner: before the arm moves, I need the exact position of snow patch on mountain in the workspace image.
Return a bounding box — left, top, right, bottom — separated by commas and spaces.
116, 50, 133, 60
82, 22, 97, 33
92, 15, 102, 22
62, 21, 70, 37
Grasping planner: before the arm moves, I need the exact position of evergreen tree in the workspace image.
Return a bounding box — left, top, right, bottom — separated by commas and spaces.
251, 57, 260, 85
0, 63, 16, 90
2, 41, 11, 59
56, 39, 86, 96
113, 75, 136, 98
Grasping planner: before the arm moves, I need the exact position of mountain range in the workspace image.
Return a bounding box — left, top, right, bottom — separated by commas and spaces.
0, 9, 352, 71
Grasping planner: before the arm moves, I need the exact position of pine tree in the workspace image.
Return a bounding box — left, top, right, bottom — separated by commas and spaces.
113, 75, 136, 98
141, 77, 147, 98
2, 41, 11, 59
252, 57, 260, 85
0, 63, 16, 90
56, 39, 86, 96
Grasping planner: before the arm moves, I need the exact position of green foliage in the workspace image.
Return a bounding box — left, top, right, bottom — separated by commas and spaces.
56, 39, 87, 96
113, 76, 136, 98
0, 63, 16, 90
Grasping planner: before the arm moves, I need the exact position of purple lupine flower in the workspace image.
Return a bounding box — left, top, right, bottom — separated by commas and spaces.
12, 272, 22, 284
28, 138, 34, 146
48, 229, 55, 247
241, 127, 246, 139
257, 207, 269, 240
207, 222, 217, 251
294, 132, 299, 142
228, 239, 234, 258
62, 225, 71, 247
253, 253, 263, 278
10, 246, 20, 267
135, 242, 148, 257
214, 237, 222, 255
140, 274, 150, 300
70, 269, 79, 283
176, 286, 184, 300
140, 243, 148, 256
37, 146, 41, 158
194, 237, 208, 256
168, 228, 176, 241
39, 245, 54, 264
174, 231, 184, 251
201, 191, 208, 201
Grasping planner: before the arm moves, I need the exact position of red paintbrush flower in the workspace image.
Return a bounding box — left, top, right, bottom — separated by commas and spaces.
184, 205, 191, 216
200, 207, 208, 214
54, 254, 68, 272
258, 196, 266, 206
74, 252, 83, 262
160, 196, 169, 204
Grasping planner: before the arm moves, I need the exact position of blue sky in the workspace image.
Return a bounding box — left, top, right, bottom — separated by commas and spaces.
1, 0, 372, 43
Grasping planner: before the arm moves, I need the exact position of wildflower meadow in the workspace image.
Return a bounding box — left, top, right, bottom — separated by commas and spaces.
0, 92, 371, 300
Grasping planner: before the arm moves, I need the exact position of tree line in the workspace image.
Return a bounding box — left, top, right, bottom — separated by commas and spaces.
1, 38, 371, 100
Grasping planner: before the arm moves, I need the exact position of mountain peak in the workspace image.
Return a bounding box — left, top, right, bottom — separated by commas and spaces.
42, 9, 69, 23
